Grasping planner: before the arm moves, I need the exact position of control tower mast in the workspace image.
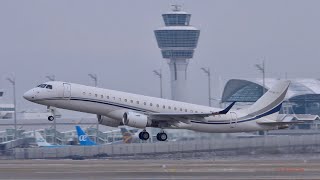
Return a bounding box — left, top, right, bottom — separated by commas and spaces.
154, 5, 200, 101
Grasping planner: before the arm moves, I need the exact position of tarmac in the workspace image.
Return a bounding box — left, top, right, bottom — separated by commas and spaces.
0, 158, 320, 180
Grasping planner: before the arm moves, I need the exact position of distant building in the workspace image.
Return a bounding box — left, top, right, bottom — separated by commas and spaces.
154, 5, 200, 101
221, 79, 320, 116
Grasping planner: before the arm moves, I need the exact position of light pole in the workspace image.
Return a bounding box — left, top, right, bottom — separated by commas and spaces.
45, 75, 56, 143
45, 75, 55, 81
88, 74, 98, 87
201, 67, 212, 107
255, 60, 266, 96
153, 70, 163, 98
255, 60, 267, 136
88, 73, 99, 143
6, 76, 17, 140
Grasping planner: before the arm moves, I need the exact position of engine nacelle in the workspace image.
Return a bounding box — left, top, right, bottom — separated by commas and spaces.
122, 112, 150, 129
99, 116, 122, 127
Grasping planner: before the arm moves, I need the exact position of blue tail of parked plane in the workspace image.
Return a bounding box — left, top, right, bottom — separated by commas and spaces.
75, 126, 97, 146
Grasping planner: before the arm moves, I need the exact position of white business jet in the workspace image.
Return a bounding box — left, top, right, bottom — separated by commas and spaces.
24, 80, 291, 141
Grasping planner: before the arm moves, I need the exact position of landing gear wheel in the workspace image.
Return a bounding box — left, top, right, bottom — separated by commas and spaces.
48, 116, 55, 121
139, 131, 150, 140
157, 132, 167, 141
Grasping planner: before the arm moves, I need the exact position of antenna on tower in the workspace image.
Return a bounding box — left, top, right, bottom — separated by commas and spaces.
171, 4, 181, 11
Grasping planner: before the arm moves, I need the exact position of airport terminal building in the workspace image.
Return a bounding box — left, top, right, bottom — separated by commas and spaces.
221, 78, 320, 116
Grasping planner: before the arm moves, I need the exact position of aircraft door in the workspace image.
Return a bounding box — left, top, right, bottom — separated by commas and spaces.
63, 83, 71, 99
229, 112, 237, 128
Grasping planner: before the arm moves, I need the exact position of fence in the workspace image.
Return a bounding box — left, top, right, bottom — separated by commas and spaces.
12, 134, 320, 159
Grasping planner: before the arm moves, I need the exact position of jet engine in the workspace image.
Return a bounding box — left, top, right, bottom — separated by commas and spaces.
98, 116, 122, 127
122, 112, 150, 129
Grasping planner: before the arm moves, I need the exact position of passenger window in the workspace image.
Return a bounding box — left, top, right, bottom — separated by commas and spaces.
89, 93, 92, 96
163, 105, 165, 109
95, 94, 98, 97
168, 106, 171, 110
180, 108, 183, 111
174, 107, 177, 111
144, 102, 146, 105
185, 109, 188, 112
150, 103, 153, 106
119, 98, 122, 101
83, 92, 86, 95
125, 99, 127, 102
113, 97, 116, 100
156, 104, 159, 108
46, 85, 52, 89
107, 96, 109, 99
101, 95, 103, 98
195, 111, 198, 113
136, 101, 139, 104
130, 100, 133, 103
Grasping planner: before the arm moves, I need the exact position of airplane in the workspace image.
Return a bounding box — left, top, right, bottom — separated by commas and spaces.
34, 131, 64, 148
35, 126, 97, 147
24, 80, 292, 142
75, 125, 97, 146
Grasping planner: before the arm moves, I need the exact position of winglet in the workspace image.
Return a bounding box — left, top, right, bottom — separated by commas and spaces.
218, 101, 236, 114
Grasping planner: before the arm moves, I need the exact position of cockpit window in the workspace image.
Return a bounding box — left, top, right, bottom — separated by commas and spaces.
46, 85, 53, 89
37, 84, 47, 88
37, 84, 52, 89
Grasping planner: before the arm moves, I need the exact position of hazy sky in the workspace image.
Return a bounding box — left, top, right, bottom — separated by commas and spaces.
0, 0, 320, 113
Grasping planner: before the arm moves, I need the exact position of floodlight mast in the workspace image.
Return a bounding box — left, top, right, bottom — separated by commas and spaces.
255, 60, 266, 95
88, 73, 99, 143
201, 67, 212, 107
153, 70, 163, 98
6, 76, 17, 139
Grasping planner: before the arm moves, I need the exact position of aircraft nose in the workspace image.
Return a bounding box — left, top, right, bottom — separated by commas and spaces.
23, 90, 35, 101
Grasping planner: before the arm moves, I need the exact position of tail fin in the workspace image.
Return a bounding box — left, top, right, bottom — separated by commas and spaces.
35, 132, 53, 147
120, 127, 133, 144
246, 80, 290, 121
75, 126, 97, 146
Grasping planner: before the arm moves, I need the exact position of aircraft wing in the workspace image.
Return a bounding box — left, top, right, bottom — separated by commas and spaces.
148, 101, 236, 122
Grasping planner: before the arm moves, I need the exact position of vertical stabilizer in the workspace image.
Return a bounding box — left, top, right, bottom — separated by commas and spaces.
75, 126, 97, 146
246, 80, 290, 121
35, 132, 53, 147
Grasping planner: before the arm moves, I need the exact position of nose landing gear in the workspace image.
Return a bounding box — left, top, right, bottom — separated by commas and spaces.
47, 106, 56, 121
48, 116, 55, 121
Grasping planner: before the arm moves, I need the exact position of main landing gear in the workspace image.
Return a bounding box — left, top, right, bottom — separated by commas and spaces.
138, 130, 168, 141
139, 130, 150, 141
156, 131, 167, 141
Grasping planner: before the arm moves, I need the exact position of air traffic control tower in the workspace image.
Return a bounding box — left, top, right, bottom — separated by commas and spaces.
154, 5, 200, 101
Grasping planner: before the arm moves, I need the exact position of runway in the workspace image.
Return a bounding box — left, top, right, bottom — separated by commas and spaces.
0, 159, 319, 180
